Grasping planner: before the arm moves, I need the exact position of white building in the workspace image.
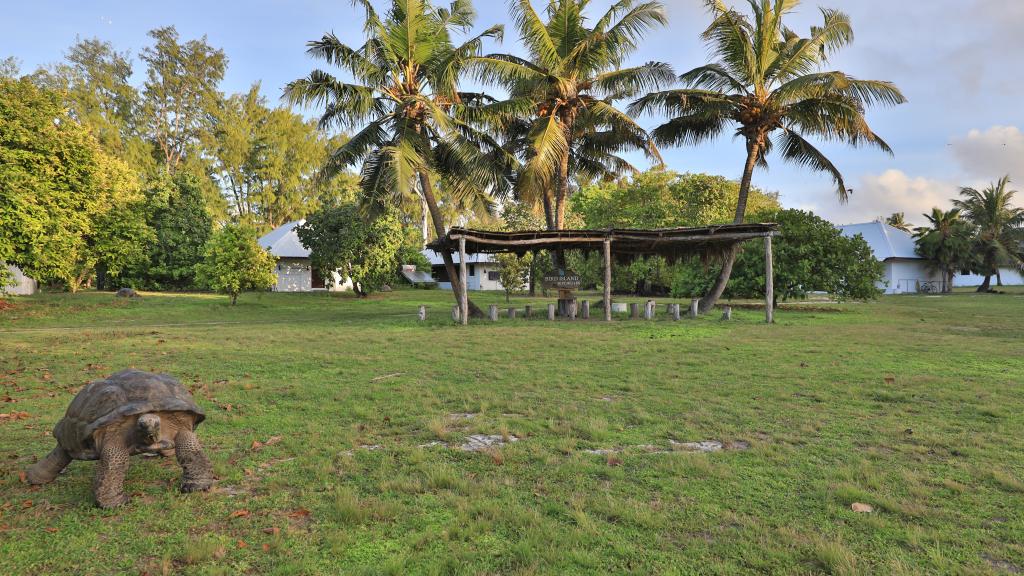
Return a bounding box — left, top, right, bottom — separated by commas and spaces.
258, 221, 353, 292
422, 249, 505, 291
3, 264, 37, 295
953, 268, 1024, 287
838, 221, 944, 294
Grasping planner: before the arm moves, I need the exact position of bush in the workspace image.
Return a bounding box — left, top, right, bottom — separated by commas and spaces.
194, 224, 276, 304
672, 209, 883, 305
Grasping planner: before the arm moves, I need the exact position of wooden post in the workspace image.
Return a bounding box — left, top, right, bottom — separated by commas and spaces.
644, 300, 654, 320
458, 236, 468, 325
671, 303, 681, 321
451, 305, 460, 322
765, 234, 774, 324
568, 300, 577, 320
524, 305, 532, 318
689, 298, 699, 319
488, 304, 498, 321
418, 305, 426, 321
508, 307, 516, 319
629, 303, 639, 319
547, 303, 556, 321
721, 305, 732, 321
603, 238, 612, 322
581, 300, 590, 319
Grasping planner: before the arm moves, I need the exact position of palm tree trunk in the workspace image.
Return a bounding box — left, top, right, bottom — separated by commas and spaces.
699, 138, 761, 313
528, 251, 537, 296
996, 269, 1003, 286
978, 274, 991, 292
542, 191, 555, 230
418, 171, 482, 317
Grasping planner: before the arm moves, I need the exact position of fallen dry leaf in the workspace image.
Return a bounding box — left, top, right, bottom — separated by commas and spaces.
251, 435, 283, 451
0, 412, 30, 421
228, 509, 250, 519
262, 526, 280, 536
286, 508, 310, 519
236, 540, 247, 549
851, 502, 874, 513
18, 471, 26, 484
21, 500, 32, 509
45, 527, 57, 533
261, 543, 270, 552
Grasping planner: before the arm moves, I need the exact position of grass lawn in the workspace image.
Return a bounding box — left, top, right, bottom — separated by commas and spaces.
0, 287, 1022, 575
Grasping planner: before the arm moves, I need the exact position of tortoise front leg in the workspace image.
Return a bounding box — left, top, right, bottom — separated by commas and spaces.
94, 440, 130, 508
26, 446, 72, 485
175, 429, 214, 493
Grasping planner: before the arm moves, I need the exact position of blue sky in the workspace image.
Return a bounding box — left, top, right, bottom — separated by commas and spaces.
4, 0, 1023, 225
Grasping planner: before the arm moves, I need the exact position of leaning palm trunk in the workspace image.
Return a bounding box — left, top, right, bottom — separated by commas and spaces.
418, 172, 482, 317
699, 138, 761, 313
978, 275, 992, 292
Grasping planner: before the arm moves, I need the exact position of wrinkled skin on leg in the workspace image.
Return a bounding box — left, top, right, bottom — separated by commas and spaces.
26, 446, 72, 485
93, 431, 131, 508
175, 429, 214, 492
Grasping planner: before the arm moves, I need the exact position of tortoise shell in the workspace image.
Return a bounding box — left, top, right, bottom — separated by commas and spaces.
53, 369, 205, 460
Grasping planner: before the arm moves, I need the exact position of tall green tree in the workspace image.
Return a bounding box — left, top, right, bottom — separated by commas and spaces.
953, 176, 1024, 292
631, 0, 904, 312
285, 0, 513, 315
913, 208, 974, 293
34, 39, 141, 160
0, 77, 150, 290
140, 26, 226, 172
477, 0, 672, 236
207, 83, 328, 227
131, 174, 214, 290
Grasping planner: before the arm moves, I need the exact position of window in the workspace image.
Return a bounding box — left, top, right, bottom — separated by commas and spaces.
488, 271, 500, 281
468, 264, 476, 277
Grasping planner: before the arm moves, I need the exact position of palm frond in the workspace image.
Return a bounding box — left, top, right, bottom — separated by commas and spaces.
776, 128, 848, 201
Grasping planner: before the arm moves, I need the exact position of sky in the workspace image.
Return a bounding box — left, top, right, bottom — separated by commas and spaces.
3, 0, 1023, 226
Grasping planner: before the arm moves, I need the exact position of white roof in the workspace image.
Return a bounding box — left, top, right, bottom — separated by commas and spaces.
422, 248, 496, 265
258, 220, 310, 258
838, 221, 920, 260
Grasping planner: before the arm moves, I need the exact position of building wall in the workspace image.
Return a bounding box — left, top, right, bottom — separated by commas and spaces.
273, 258, 351, 292
433, 263, 506, 291
954, 268, 1024, 287
882, 259, 945, 294
4, 265, 37, 296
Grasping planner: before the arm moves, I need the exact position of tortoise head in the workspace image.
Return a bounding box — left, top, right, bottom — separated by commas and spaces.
137, 413, 161, 445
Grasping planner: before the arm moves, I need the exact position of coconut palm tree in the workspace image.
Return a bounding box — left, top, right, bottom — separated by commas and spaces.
473, 0, 673, 239
630, 0, 905, 313
886, 212, 910, 232
913, 208, 973, 293
953, 176, 1024, 292
285, 0, 515, 314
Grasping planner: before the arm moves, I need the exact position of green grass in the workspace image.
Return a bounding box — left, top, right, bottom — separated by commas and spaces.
1, 287, 1022, 575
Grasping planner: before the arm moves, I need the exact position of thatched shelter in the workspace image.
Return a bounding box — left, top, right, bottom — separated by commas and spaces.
428, 223, 779, 324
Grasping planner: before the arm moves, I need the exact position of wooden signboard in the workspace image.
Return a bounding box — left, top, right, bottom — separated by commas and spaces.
541, 270, 582, 290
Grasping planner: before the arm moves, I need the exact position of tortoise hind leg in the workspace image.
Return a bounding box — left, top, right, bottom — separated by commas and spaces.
26, 446, 72, 485
175, 429, 214, 493
94, 439, 130, 508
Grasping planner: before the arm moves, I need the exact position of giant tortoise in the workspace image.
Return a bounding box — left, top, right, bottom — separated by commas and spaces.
26, 369, 215, 508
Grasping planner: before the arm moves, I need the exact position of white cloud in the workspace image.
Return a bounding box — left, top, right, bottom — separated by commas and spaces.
950, 125, 1024, 181
812, 170, 957, 227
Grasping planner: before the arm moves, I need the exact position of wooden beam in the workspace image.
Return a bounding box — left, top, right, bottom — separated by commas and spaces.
458, 236, 468, 326
603, 238, 612, 321
765, 234, 774, 324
